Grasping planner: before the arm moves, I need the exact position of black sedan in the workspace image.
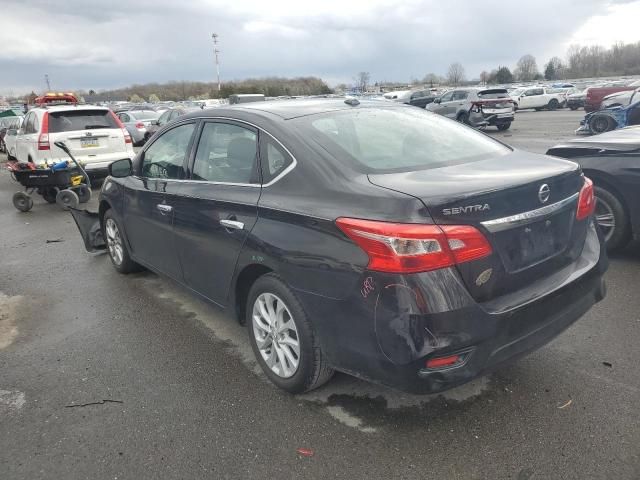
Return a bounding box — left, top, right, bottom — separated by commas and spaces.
70, 99, 607, 394
547, 126, 640, 251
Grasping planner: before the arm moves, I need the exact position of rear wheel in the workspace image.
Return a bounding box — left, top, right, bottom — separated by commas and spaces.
103, 210, 140, 273
12, 192, 33, 212
456, 112, 469, 124
247, 274, 334, 393
56, 189, 79, 210
497, 122, 511, 131
594, 185, 630, 251
569, 105, 578, 111
590, 115, 615, 134
547, 99, 559, 110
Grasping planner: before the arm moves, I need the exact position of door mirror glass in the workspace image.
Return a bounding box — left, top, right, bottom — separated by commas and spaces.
109, 158, 133, 178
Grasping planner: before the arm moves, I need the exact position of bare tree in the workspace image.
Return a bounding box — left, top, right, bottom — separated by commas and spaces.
422, 73, 442, 87
447, 62, 465, 86
355, 72, 371, 93
515, 54, 538, 82
479, 71, 489, 85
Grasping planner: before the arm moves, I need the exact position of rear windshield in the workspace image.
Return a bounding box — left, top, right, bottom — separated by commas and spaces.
49, 109, 119, 133
131, 111, 159, 120
478, 89, 510, 99
293, 107, 510, 173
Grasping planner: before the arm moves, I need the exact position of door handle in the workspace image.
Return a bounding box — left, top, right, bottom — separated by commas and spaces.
156, 204, 173, 214
220, 219, 244, 231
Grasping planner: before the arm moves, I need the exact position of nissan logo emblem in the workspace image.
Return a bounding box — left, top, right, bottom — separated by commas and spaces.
538, 184, 550, 204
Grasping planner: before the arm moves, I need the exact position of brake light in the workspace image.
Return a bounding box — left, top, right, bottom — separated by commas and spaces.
426, 354, 462, 369
135, 122, 144, 129
38, 112, 50, 150
110, 111, 132, 144
335, 218, 492, 273
576, 177, 595, 220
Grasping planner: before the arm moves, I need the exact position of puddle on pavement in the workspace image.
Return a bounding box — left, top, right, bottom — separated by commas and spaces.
0, 292, 22, 349
141, 276, 491, 433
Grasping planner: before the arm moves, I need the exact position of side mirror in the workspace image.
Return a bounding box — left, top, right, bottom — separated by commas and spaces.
434, 98, 441, 104
109, 158, 133, 178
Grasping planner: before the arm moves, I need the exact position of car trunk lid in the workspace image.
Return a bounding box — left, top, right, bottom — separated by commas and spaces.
368, 151, 588, 302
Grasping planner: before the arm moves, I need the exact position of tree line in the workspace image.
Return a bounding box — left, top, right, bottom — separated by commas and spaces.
79, 76, 332, 102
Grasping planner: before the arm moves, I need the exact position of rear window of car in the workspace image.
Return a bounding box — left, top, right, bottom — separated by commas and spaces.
49, 109, 119, 133
478, 89, 510, 99
131, 111, 159, 120
294, 107, 510, 173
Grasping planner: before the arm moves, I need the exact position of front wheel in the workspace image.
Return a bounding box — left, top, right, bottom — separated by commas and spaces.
547, 99, 559, 110
247, 274, 334, 393
594, 186, 630, 251
497, 122, 511, 131
103, 210, 140, 273
590, 115, 615, 134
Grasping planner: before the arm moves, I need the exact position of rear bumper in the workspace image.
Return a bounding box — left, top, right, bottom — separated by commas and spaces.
295, 221, 607, 394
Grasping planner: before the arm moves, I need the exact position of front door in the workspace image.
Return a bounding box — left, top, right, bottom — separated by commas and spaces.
173, 120, 262, 306
122, 121, 197, 280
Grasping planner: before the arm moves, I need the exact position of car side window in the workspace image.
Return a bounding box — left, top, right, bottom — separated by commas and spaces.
23, 113, 34, 134
452, 91, 468, 101
141, 123, 195, 179
169, 111, 180, 121
158, 111, 170, 125
440, 92, 454, 102
191, 122, 259, 184
260, 137, 293, 184
32, 115, 39, 133
119, 113, 130, 122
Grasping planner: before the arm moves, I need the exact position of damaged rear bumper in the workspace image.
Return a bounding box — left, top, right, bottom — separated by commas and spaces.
68, 208, 106, 252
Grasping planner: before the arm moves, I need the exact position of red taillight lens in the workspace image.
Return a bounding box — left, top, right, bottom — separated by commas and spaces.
110, 111, 132, 144
135, 122, 144, 129
576, 177, 595, 220
335, 218, 492, 274
38, 112, 50, 150
425, 354, 462, 369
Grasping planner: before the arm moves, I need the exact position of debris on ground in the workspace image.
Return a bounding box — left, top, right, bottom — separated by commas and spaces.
296, 448, 314, 457
558, 399, 573, 409
602, 361, 612, 368
46, 239, 64, 243
65, 399, 123, 408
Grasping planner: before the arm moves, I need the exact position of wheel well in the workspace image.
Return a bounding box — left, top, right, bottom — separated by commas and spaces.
234, 264, 273, 324
98, 200, 111, 223
583, 170, 629, 219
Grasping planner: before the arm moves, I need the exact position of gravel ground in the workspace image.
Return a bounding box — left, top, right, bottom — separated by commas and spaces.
1, 109, 639, 480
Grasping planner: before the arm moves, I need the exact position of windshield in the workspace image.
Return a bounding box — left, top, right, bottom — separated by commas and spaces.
510, 88, 524, 96
478, 89, 510, 99
294, 107, 510, 173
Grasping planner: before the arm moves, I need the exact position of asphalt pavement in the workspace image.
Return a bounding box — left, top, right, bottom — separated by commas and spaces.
1, 109, 639, 480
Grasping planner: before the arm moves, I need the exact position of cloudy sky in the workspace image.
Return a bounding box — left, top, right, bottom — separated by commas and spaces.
1, 0, 639, 96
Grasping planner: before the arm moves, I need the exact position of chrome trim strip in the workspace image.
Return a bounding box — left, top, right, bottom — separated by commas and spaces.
481, 192, 579, 233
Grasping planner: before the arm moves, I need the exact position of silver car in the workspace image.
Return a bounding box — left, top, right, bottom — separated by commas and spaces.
116, 110, 160, 146
427, 88, 515, 130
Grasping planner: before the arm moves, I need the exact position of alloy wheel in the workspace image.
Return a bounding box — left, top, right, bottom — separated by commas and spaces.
595, 196, 615, 242
105, 218, 124, 265
252, 292, 300, 378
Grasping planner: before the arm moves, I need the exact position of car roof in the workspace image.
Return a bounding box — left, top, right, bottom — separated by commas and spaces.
32, 104, 108, 113
182, 98, 406, 121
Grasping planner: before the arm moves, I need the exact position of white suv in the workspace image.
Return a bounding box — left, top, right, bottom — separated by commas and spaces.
15, 103, 134, 176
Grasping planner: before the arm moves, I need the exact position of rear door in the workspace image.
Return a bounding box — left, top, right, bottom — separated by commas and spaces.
122, 121, 197, 279
172, 120, 263, 306
48, 108, 125, 160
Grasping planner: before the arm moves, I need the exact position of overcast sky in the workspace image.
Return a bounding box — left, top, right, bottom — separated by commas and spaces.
1, 0, 639, 96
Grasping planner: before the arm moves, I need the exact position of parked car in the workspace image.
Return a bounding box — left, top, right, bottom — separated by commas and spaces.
584, 80, 640, 112
3, 122, 23, 160
383, 90, 412, 102
406, 90, 437, 108
547, 126, 640, 250
577, 88, 640, 134
0, 116, 23, 154
116, 110, 160, 146
14, 94, 134, 177
144, 107, 201, 142
600, 90, 635, 109
510, 86, 565, 111
427, 88, 515, 130
567, 89, 587, 110
70, 99, 606, 395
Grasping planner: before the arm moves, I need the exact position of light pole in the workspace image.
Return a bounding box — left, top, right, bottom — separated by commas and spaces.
211, 33, 221, 93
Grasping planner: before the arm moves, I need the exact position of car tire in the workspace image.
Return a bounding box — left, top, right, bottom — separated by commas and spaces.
56, 189, 79, 210
589, 115, 615, 134
547, 99, 559, 110
103, 210, 140, 273
513, 103, 519, 111
569, 106, 578, 111
12, 192, 33, 212
497, 122, 511, 131
456, 112, 469, 124
246, 273, 334, 394
594, 185, 630, 251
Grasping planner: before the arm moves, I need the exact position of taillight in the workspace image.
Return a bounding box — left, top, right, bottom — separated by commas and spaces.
110, 111, 132, 144
135, 122, 144, 129
38, 112, 50, 150
335, 218, 492, 274
576, 177, 595, 220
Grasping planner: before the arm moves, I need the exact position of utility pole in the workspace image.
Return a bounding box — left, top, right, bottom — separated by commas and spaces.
44, 74, 51, 91
211, 33, 221, 93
